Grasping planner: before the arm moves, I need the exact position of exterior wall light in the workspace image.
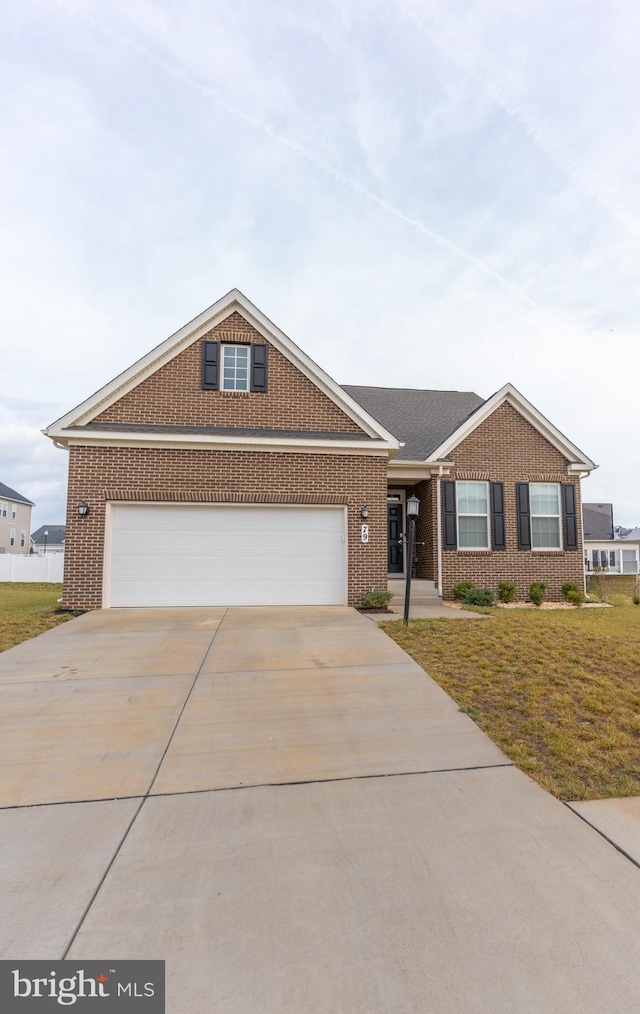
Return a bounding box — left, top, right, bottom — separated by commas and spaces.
77, 501, 90, 517
360, 506, 370, 519
406, 495, 420, 519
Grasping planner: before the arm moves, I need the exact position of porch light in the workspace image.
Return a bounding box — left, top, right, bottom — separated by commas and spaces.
77, 501, 90, 517
360, 505, 370, 519
407, 495, 420, 519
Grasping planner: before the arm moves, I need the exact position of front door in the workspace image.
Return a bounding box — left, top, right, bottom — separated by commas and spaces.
388, 502, 404, 574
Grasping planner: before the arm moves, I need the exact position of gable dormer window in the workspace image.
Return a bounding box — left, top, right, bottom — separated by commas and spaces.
201, 340, 268, 392
222, 344, 250, 391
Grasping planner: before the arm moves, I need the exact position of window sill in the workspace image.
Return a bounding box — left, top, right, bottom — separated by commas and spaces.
456, 549, 492, 555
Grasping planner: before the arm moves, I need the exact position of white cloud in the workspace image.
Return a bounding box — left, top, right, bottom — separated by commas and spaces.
1, 0, 639, 527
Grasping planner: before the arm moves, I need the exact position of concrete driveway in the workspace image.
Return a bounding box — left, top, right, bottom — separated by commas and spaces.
1, 607, 640, 1012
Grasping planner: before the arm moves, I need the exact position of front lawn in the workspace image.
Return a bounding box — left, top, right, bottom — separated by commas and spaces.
383, 605, 640, 801
0, 583, 72, 653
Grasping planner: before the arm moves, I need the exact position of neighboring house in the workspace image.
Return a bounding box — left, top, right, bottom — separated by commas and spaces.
31, 525, 66, 555
583, 504, 640, 574
0, 482, 34, 556
44, 290, 596, 609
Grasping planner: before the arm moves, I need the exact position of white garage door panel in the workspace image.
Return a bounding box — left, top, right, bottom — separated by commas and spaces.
108, 505, 346, 607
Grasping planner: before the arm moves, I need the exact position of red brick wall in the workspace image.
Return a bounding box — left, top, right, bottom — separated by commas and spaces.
94, 312, 363, 434
435, 403, 585, 600
63, 446, 388, 609
415, 479, 436, 581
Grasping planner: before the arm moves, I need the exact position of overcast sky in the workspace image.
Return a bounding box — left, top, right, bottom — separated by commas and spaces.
2, 0, 639, 530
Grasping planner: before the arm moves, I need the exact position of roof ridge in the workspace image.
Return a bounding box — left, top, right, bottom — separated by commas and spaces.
342, 384, 482, 396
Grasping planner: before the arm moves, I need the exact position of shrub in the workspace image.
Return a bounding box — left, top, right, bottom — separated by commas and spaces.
360, 589, 394, 609
589, 567, 610, 603
463, 586, 496, 607
452, 581, 475, 601
561, 581, 580, 601
633, 596, 640, 606
528, 582, 547, 607
566, 589, 584, 607
498, 580, 517, 603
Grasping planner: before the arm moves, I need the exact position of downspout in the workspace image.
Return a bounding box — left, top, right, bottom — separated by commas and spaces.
436, 465, 444, 598
574, 468, 591, 599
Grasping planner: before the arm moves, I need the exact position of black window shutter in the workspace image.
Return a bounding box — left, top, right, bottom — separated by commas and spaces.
490, 482, 505, 550
443, 481, 457, 550
516, 482, 531, 550
562, 483, 578, 550
202, 341, 219, 390
250, 344, 268, 392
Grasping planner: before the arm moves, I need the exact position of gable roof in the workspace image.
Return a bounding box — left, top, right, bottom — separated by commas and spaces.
344, 382, 596, 471
342, 387, 484, 460
44, 290, 400, 455
0, 482, 34, 506
621, 527, 640, 542
31, 525, 66, 545
582, 503, 614, 541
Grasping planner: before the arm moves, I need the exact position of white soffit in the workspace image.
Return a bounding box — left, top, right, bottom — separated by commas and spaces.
44, 290, 400, 450
428, 383, 597, 472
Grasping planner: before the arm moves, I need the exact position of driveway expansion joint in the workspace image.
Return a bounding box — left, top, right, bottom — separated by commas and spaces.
148, 761, 516, 800
60, 610, 229, 958
564, 802, 640, 871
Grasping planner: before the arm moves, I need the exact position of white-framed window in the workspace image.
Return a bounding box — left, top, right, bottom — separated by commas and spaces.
609, 550, 617, 568
9, 528, 15, 546
0, 502, 6, 517
530, 483, 561, 549
456, 481, 489, 549
222, 344, 250, 391
20, 531, 26, 547
11, 503, 16, 519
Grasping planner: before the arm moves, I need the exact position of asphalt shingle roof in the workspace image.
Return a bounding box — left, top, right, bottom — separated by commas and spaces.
582, 503, 614, 541
31, 525, 66, 545
85, 422, 372, 441
0, 481, 34, 506
341, 386, 485, 460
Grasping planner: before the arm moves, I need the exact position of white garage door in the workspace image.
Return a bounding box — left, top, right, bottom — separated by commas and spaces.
107, 504, 346, 607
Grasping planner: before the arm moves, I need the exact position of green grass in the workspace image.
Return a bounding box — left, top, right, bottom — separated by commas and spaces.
382, 606, 640, 801
0, 584, 74, 653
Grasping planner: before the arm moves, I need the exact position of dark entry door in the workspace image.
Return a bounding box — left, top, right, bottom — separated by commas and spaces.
388, 502, 404, 573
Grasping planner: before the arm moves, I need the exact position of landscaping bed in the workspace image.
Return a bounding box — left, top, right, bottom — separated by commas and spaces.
0, 583, 72, 653
383, 605, 640, 801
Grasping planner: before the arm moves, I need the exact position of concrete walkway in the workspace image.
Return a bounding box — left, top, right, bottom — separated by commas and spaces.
1, 607, 640, 1012
384, 577, 485, 619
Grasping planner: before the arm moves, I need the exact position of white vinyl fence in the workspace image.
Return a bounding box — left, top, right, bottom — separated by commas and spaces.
0, 554, 64, 582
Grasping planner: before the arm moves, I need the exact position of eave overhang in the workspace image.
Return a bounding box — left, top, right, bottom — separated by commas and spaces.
387, 459, 453, 481
53, 427, 394, 457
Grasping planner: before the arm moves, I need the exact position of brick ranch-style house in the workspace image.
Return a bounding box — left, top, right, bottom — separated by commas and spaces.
45, 290, 596, 609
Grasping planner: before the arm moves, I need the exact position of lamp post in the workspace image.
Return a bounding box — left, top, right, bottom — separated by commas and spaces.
43, 530, 49, 555
403, 496, 420, 625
